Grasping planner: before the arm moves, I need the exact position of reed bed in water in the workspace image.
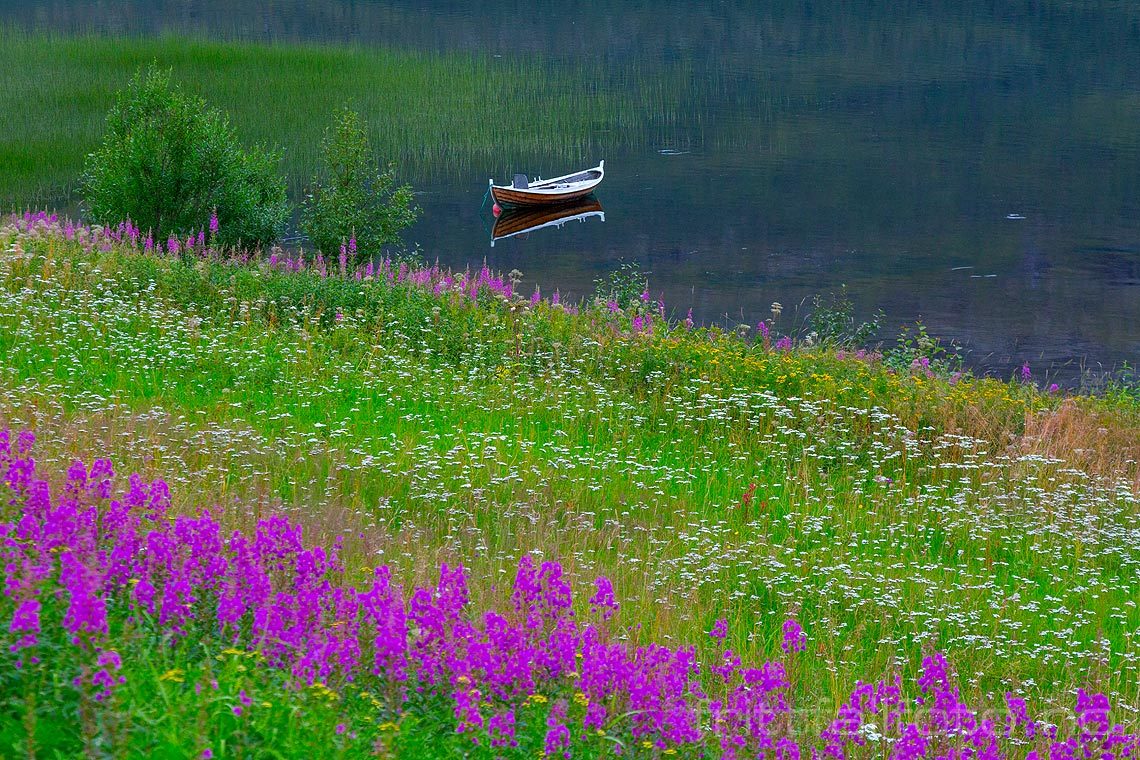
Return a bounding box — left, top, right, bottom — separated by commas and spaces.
0, 29, 692, 205
1, 213, 1138, 749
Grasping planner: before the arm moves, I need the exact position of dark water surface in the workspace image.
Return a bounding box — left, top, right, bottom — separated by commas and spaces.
9, 1, 1140, 380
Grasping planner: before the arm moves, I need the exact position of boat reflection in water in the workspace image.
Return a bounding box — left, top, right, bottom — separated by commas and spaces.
490, 197, 604, 247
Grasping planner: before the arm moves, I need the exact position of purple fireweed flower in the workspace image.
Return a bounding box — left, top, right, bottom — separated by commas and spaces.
584, 700, 607, 732
544, 699, 571, 758
776, 737, 801, 760
775, 336, 793, 352
683, 308, 694, 329
893, 722, 929, 760
781, 618, 806, 655
453, 685, 484, 733
1048, 382, 1060, 394
1021, 362, 1032, 381
59, 551, 108, 637
489, 710, 518, 748
758, 320, 770, 338
1076, 689, 1111, 738
9, 597, 41, 636
712, 649, 741, 682
710, 618, 728, 641
89, 649, 125, 700
589, 576, 619, 621
209, 210, 219, 238
8, 598, 41, 651
1005, 692, 1034, 739
98, 649, 122, 671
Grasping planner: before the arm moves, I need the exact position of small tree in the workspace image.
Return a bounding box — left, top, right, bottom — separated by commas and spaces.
82, 65, 289, 249
301, 108, 419, 259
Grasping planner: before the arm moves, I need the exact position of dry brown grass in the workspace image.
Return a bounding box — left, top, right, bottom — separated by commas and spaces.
1019, 399, 1140, 492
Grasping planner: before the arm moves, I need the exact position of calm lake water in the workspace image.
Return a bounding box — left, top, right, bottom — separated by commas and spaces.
9, 1, 1140, 381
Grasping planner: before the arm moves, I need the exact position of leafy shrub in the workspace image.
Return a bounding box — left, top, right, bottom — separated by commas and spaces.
884, 320, 963, 376
82, 65, 289, 249
593, 261, 649, 309
301, 107, 419, 260
806, 286, 883, 348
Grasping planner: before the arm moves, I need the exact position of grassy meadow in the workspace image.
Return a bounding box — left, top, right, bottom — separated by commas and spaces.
1, 213, 1138, 755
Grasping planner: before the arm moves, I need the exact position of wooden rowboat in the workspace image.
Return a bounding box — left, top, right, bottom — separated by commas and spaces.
491, 198, 604, 246
489, 161, 604, 207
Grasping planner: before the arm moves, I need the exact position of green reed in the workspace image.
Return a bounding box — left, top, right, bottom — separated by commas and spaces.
0, 29, 692, 205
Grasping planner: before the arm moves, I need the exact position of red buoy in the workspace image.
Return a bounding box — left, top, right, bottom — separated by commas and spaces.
492, 203, 502, 217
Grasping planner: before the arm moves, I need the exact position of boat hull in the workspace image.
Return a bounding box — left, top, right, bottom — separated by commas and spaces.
490, 184, 597, 207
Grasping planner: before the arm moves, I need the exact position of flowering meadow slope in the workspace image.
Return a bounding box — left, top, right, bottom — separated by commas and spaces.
1, 212, 1139, 755
2, 430, 1138, 757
